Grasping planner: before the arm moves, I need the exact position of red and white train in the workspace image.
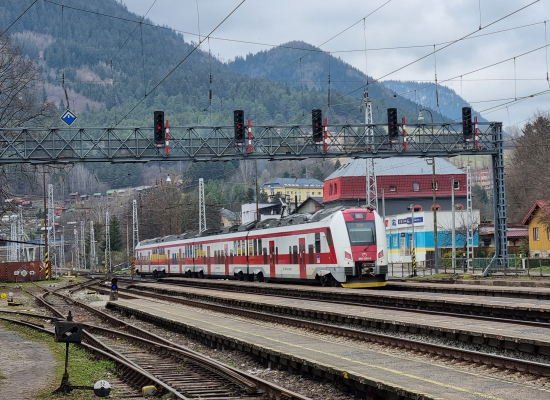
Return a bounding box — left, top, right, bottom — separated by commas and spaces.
135, 207, 388, 288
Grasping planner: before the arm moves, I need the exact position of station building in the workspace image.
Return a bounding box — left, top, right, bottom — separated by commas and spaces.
323, 157, 467, 214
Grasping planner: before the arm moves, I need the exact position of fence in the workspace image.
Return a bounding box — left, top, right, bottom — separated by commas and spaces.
388, 256, 550, 278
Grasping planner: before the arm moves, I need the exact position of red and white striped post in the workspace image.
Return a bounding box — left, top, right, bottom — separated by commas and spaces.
324, 118, 328, 152
402, 117, 407, 151
248, 119, 252, 154
165, 119, 169, 155
474, 116, 479, 149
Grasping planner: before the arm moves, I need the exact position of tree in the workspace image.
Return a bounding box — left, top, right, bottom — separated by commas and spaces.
109, 215, 123, 252
334, 159, 342, 170
311, 166, 324, 181
506, 114, 550, 223
0, 34, 56, 215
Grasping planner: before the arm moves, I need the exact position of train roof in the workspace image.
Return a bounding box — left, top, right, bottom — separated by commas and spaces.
136, 206, 362, 247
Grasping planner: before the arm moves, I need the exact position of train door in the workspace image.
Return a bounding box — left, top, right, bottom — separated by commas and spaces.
224, 244, 229, 276
269, 240, 275, 278
299, 238, 306, 279
207, 246, 211, 275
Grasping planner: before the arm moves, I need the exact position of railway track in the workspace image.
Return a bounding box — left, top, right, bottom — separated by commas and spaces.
17, 280, 311, 400
95, 282, 550, 380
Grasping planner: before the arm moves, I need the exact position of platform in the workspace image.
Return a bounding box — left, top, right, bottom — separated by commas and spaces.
108, 298, 550, 400
388, 281, 550, 299
129, 282, 550, 355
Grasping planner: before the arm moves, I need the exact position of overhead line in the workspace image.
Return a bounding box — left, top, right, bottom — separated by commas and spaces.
115, 0, 247, 126
0, 0, 38, 38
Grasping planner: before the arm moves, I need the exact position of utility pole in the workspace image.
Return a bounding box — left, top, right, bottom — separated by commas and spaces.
255, 160, 260, 221
60, 232, 65, 271
42, 166, 50, 280
409, 204, 417, 277
432, 158, 439, 273
74, 228, 80, 270
364, 90, 377, 209
466, 165, 474, 267
105, 212, 111, 273
48, 184, 56, 275
80, 220, 86, 270
451, 177, 456, 270
89, 221, 96, 272
132, 199, 139, 254
198, 178, 207, 233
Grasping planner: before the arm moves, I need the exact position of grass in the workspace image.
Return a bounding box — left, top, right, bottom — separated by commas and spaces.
0, 320, 119, 399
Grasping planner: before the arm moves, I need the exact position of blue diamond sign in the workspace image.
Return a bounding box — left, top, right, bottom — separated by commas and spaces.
60, 109, 77, 126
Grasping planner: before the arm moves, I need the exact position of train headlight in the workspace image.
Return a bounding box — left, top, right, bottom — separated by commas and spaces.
344, 251, 352, 260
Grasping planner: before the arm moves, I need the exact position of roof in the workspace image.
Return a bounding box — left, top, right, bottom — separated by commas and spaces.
522, 200, 550, 225
261, 178, 324, 189
220, 208, 240, 221
93, 193, 102, 196
296, 197, 323, 212
325, 157, 465, 180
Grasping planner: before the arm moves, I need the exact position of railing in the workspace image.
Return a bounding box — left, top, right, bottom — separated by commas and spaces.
388, 256, 550, 278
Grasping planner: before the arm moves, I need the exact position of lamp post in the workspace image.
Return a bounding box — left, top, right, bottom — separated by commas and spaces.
419, 109, 439, 273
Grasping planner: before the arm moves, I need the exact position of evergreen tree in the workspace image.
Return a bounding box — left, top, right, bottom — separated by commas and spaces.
334, 159, 341, 170
109, 215, 123, 252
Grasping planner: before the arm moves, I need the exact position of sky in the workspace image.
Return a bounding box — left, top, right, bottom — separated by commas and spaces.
124, 0, 550, 129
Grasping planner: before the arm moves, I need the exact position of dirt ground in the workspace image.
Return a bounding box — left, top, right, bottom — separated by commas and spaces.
0, 327, 56, 398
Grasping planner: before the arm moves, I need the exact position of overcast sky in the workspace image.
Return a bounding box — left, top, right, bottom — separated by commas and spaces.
124, 0, 550, 128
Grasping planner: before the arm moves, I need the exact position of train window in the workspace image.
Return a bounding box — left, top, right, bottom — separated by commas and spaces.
230, 250, 234, 264
258, 239, 262, 255
253, 239, 257, 256
293, 246, 298, 264
276, 247, 279, 263
325, 228, 334, 246
263, 248, 268, 264
249, 241, 253, 255
315, 233, 321, 253
289, 246, 292, 260
243, 240, 247, 255
308, 245, 314, 264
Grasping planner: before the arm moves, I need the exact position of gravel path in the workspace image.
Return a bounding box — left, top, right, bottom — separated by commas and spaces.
0, 326, 56, 398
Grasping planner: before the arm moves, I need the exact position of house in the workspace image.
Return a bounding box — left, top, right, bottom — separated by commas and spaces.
93, 193, 102, 199
261, 178, 324, 203
323, 157, 467, 215
521, 200, 550, 258
106, 190, 118, 199
69, 192, 79, 200
21, 200, 33, 208
79, 194, 88, 201
478, 223, 528, 254
220, 208, 241, 227
295, 197, 324, 214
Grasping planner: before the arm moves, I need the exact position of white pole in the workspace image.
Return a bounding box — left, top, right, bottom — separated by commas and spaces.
451, 177, 456, 270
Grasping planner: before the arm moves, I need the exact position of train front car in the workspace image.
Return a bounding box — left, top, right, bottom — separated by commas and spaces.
331, 208, 388, 288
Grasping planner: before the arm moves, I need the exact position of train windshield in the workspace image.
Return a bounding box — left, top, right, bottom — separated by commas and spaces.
346, 221, 376, 246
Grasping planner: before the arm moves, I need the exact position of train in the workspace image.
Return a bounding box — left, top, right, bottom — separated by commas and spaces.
135, 206, 388, 288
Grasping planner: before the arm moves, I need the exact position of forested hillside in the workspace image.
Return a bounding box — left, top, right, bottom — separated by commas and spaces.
2, 0, 473, 198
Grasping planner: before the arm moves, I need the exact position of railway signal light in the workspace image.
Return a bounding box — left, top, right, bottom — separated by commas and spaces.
234, 110, 245, 144
111, 278, 118, 291
387, 108, 398, 139
462, 107, 473, 141
154, 111, 165, 145
312, 109, 323, 142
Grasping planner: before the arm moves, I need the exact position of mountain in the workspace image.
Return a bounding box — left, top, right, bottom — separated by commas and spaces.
382, 80, 487, 123
228, 41, 451, 123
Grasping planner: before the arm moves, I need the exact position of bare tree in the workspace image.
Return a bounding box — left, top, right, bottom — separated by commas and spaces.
506, 113, 550, 223
437, 211, 480, 251
0, 33, 56, 215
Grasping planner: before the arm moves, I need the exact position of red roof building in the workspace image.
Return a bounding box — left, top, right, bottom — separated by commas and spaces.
323, 158, 467, 215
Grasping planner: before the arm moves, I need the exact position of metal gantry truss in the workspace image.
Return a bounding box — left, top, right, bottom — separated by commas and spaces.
0, 121, 508, 265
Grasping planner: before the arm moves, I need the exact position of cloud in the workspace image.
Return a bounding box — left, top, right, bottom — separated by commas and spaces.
126, 0, 550, 126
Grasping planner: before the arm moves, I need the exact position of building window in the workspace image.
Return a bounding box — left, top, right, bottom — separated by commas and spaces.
455, 203, 464, 210
413, 204, 422, 212
390, 185, 396, 192
432, 181, 438, 190
329, 185, 332, 195
431, 204, 441, 211
453, 181, 460, 190
392, 235, 397, 248
534, 227, 540, 241
306, 192, 310, 198
334, 183, 337, 194
413, 182, 419, 191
